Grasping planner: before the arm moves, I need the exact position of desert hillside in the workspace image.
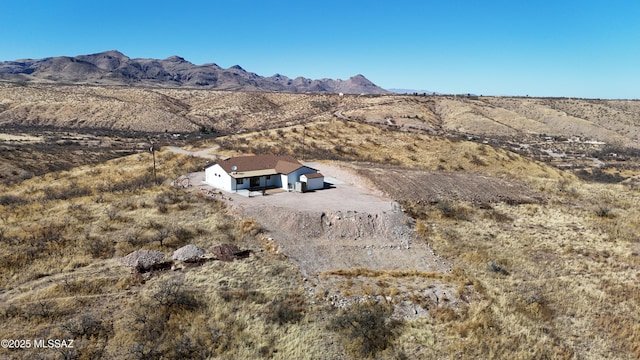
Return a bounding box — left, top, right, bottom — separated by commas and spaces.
0, 86, 640, 359
1, 83, 639, 147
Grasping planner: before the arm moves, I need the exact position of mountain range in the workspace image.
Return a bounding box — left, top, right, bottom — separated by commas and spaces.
0, 50, 389, 94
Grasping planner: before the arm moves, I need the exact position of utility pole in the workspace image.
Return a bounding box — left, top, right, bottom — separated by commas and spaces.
150, 142, 157, 185
301, 126, 307, 161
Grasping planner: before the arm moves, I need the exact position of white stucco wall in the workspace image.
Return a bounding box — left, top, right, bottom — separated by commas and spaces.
205, 164, 233, 192
285, 166, 318, 188
301, 174, 324, 191
281, 174, 291, 190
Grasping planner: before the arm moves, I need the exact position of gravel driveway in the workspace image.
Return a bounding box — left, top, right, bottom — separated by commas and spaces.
190, 161, 398, 214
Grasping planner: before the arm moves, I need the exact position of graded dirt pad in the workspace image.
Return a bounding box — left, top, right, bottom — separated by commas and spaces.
194, 162, 450, 279
356, 166, 545, 205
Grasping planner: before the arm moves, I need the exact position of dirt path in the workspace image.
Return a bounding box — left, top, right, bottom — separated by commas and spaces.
166, 145, 219, 159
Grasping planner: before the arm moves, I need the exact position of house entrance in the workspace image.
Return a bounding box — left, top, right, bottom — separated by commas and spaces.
250, 176, 260, 188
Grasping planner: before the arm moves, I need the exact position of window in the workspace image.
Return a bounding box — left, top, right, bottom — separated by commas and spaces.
266, 175, 271, 180
236, 178, 244, 185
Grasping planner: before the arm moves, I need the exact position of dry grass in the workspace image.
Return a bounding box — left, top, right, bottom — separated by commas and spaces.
394, 177, 640, 359
213, 119, 570, 185
0, 150, 348, 359
322, 268, 447, 280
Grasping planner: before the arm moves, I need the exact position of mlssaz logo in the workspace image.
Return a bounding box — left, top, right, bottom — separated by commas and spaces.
34, 339, 74, 348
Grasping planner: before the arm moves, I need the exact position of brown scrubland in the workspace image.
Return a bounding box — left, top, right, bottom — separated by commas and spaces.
0, 85, 639, 359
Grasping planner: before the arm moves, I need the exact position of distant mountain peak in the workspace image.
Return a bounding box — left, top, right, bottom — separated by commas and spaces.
166, 55, 184, 61
0, 51, 389, 94
94, 50, 128, 58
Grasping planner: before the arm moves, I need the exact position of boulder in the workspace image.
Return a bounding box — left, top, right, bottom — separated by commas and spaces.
172, 244, 206, 262
121, 250, 166, 272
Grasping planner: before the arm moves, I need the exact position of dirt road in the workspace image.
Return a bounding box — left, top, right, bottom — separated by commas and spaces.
165, 145, 219, 160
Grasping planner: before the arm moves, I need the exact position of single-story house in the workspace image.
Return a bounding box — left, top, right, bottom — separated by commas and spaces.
205, 154, 324, 192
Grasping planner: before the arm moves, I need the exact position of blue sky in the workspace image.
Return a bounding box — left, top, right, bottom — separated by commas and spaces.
1, 1, 638, 98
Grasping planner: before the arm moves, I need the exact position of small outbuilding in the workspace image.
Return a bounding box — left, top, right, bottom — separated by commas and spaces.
300, 172, 325, 191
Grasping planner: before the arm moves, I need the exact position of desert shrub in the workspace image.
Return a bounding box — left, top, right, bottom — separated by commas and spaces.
218, 288, 267, 304
146, 219, 164, 230
62, 312, 112, 339
400, 200, 428, 220
155, 188, 186, 206
483, 208, 514, 222
32, 221, 67, 244
115, 241, 137, 257
125, 230, 148, 247
470, 154, 488, 166
265, 292, 306, 325
23, 299, 74, 323
488, 261, 509, 275
41, 182, 93, 201
154, 227, 172, 246
150, 278, 199, 311
123, 299, 217, 360
103, 207, 121, 221
103, 174, 163, 193
329, 300, 401, 358
415, 220, 431, 237
157, 203, 169, 214
310, 100, 332, 111
82, 235, 115, 258
576, 168, 625, 183
126, 302, 169, 359
0, 193, 28, 206
595, 205, 614, 218
436, 201, 472, 221
172, 226, 195, 243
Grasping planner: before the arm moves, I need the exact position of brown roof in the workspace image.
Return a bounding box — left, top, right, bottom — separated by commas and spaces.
275, 160, 304, 174
216, 155, 304, 174
302, 172, 324, 179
